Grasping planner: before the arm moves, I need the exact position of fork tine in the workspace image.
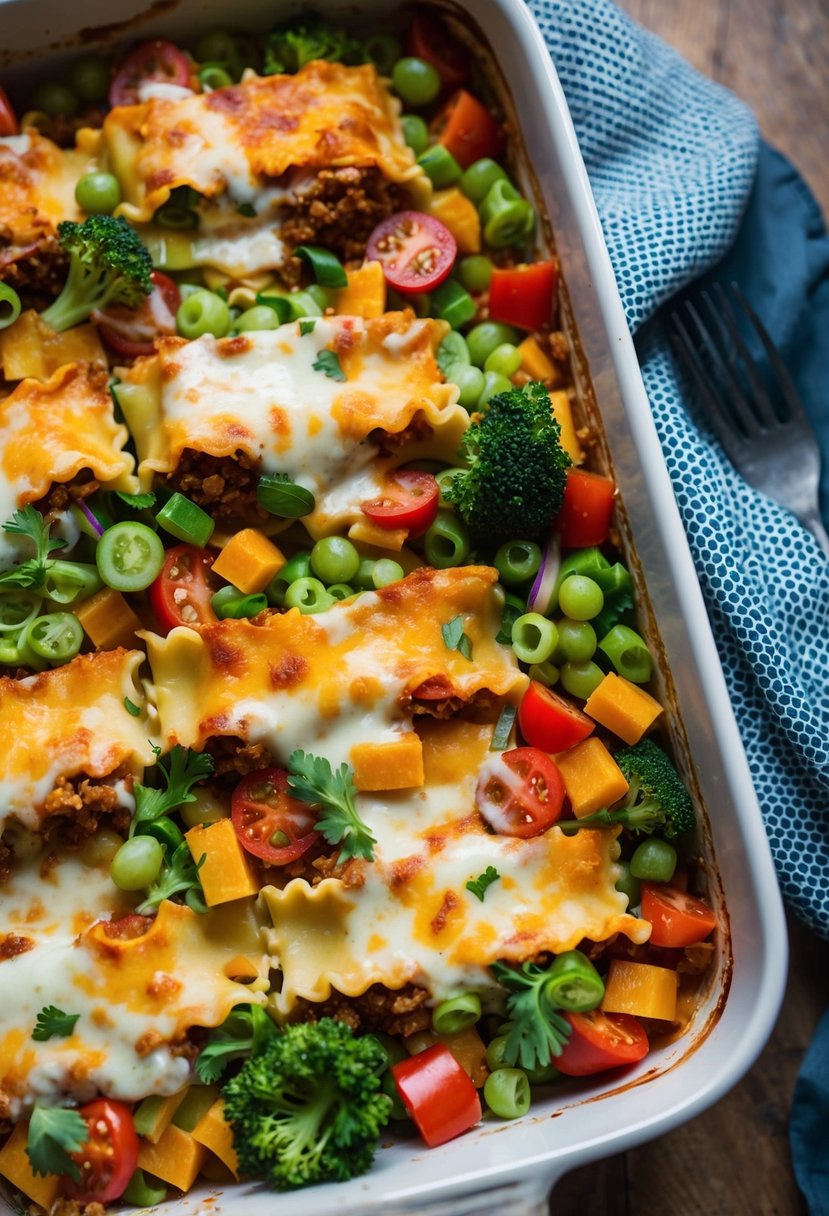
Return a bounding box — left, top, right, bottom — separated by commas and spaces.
709, 283, 779, 428
730, 283, 807, 426
670, 310, 742, 449
679, 299, 758, 438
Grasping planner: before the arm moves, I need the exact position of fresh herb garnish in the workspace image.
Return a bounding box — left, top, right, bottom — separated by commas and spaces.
0, 507, 63, 589
137, 842, 206, 914
116, 490, 157, 510
256, 473, 316, 519
442, 614, 473, 661
490, 703, 517, 751
26, 1104, 89, 1180
312, 349, 347, 382
293, 244, 348, 289
195, 1004, 276, 1083
124, 697, 141, 717
299, 319, 317, 336
129, 745, 215, 838
32, 1006, 80, 1042
490, 961, 572, 1070
255, 292, 292, 324
287, 749, 376, 862
465, 866, 500, 903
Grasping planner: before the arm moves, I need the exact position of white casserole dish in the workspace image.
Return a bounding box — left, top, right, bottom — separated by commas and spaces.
0, 0, 788, 1211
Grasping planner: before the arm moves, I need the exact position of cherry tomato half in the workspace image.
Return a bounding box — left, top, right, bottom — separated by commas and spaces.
475, 746, 564, 837
231, 767, 320, 865
64, 1100, 139, 1204
109, 40, 191, 108
148, 544, 216, 634
406, 12, 468, 90
641, 883, 718, 948
391, 1044, 481, 1147
0, 86, 19, 136
555, 1010, 649, 1077
97, 271, 180, 358
361, 469, 439, 534
366, 211, 456, 294
517, 680, 595, 753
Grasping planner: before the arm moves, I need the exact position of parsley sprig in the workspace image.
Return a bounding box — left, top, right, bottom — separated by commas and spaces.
0, 507, 63, 589
138, 842, 206, 914
312, 349, 347, 382
287, 749, 376, 863
490, 961, 572, 1070
32, 1006, 80, 1042
26, 1104, 88, 1180
465, 866, 500, 903
129, 745, 215, 838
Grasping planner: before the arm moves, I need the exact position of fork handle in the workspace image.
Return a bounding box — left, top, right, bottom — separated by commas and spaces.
799, 506, 829, 559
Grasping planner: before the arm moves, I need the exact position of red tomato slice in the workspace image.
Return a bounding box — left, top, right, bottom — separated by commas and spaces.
475, 746, 564, 837
361, 469, 439, 534
489, 261, 559, 332
391, 1044, 481, 1147
231, 767, 320, 865
409, 674, 453, 701
64, 1100, 139, 1204
148, 544, 216, 634
407, 12, 468, 90
0, 86, 18, 136
518, 681, 595, 753
96, 271, 180, 358
109, 40, 191, 107
557, 468, 616, 549
556, 1010, 649, 1077
641, 883, 718, 948
366, 211, 456, 294
432, 89, 502, 170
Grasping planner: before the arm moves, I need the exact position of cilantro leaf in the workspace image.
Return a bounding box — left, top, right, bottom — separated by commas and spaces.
299, 319, 317, 336
116, 490, 157, 510
490, 961, 572, 1070
312, 349, 347, 382
32, 1006, 80, 1041
465, 866, 500, 902
138, 842, 206, 914
26, 1104, 89, 1180
130, 745, 215, 838
442, 614, 473, 661
0, 507, 63, 589
287, 749, 376, 862
195, 1004, 276, 1083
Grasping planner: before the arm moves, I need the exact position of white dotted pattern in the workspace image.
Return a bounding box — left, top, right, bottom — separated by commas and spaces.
531, 0, 829, 935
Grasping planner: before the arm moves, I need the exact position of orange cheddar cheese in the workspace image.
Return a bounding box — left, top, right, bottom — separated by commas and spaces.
185, 819, 259, 905
554, 737, 629, 818
351, 734, 425, 791
584, 673, 664, 744
211, 529, 286, 594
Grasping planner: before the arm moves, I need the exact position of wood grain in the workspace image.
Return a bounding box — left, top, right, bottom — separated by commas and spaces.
549, 2, 829, 1211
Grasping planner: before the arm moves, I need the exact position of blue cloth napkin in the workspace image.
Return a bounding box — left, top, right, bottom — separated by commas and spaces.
528, 2, 829, 1208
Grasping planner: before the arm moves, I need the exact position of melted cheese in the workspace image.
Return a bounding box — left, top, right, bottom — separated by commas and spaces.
118, 313, 465, 536
0, 131, 91, 258
106, 62, 428, 224
143, 567, 526, 768
263, 720, 650, 1012
0, 854, 266, 1116
0, 649, 157, 833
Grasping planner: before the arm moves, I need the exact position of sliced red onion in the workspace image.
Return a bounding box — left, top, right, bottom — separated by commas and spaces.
528, 533, 561, 616
75, 499, 105, 539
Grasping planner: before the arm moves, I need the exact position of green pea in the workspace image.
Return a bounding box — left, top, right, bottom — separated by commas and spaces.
485, 1035, 510, 1071
484, 1068, 531, 1119
327, 582, 355, 601
75, 172, 121, 216
437, 331, 470, 370
494, 540, 541, 586
458, 255, 494, 294
432, 993, 481, 1036
560, 660, 605, 699
235, 305, 281, 332
310, 536, 360, 584
401, 114, 429, 156
176, 290, 231, 339
424, 510, 471, 569
110, 835, 164, 891
353, 558, 377, 590
630, 838, 678, 883
32, 80, 78, 118
366, 32, 403, 75
68, 55, 109, 104
466, 321, 521, 368
180, 789, 228, 829
448, 363, 485, 409
372, 559, 404, 589
459, 157, 508, 205
558, 575, 604, 621
283, 576, 335, 614
484, 342, 522, 378
615, 859, 641, 908
391, 57, 441, 107
478, 370, 513, 406
511, 612, 558, 665
555, 618, 597, 663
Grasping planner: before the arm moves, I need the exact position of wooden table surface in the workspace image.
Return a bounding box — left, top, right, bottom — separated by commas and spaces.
549, 2, 829, 1212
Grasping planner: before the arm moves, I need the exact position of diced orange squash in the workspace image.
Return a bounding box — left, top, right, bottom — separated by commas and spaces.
348, 516, 408, 551
436, 1025, 489, 1088
0, 309, 105, 380
554, 737, 629, 818
333, 261, 386, 318
192, 1100, 239, 1179
137, 1123, 208, 1192
550, 389, 584, 464
185, 818, 258, 905
428, 188, 481, 253
602, 959, 678, 1022
517, 334, 559, 384
0, 1122, 61, 1210
584, 673, 663, 744
351, 734, 425, 791
74, 586, 142, 648
211, 528, 286, 594
134, 1090, 188, 1143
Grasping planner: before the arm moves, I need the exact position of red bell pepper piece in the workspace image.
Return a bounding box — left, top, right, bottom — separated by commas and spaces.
558, 468, 616, 548
488, 261, 559, 332
432, 89, 503, 169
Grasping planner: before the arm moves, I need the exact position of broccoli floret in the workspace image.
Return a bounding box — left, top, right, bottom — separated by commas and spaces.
196, 1004, 277, 1083
559, 738, 695, 838
264, 16, 367, 75
445, 382, 571, 541
40, 215, 152, 333
222, 1018, 392, 1190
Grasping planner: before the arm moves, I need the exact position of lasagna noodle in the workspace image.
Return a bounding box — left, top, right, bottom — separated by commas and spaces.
263, 720, 650, 1013
117, 312, 466, 536
143, 566, 526, 767
0, 130, 89, 259
106, 62, 428, 223
0, 648, 157, 834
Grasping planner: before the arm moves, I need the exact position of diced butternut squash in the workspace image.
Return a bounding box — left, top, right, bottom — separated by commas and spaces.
350, 734, 425, 791
550, 389, 584, 464
584, 673, 664, 744
517, 334, 560, 385
602, 959, 678, 1022
192, 1100, 239, 1179
0, 1122, 61, 1210
436, 1025, 489, 1088
333, 260, 386, 318
428, 188, 481, 253
134, 1090, 188, 1143
74, 586, 142, 648
185, 818, 258, 905
0, 309, 105, 380
348, 516, 408, 551
554, 737, 629, 818
137, 1123, 208, 1192
211, 528, 286, 594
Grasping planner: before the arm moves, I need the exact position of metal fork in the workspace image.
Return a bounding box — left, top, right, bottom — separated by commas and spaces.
671, 282, 829, 557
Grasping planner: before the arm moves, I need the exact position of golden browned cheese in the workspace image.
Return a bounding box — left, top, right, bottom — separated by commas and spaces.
0, 130, 85, 256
